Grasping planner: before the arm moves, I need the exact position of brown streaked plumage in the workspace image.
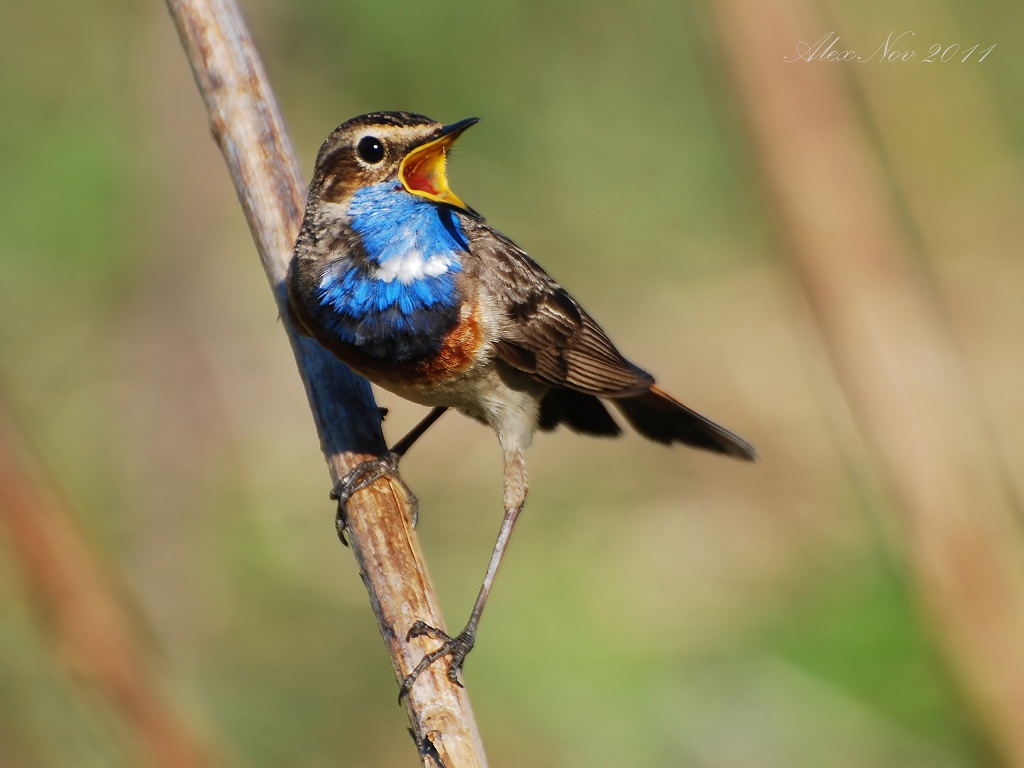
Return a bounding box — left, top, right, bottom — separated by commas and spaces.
286, 112, 756, 700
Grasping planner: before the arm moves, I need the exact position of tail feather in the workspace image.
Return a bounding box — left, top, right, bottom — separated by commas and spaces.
613, 385, 756, 460
538, 389, 622, 437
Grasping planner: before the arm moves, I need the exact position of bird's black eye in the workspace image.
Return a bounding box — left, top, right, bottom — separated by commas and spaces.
357, 136, 385, 164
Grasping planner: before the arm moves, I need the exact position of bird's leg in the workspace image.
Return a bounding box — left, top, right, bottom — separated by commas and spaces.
399, 446, 528, 700
332, 406, 448, 544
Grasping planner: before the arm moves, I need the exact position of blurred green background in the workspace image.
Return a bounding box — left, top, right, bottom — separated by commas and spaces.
1, 0, 1021, 765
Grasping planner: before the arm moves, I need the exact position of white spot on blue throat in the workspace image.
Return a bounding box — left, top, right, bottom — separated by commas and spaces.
346, 181, 467, 282
312, 181, 468, 356
373, 249, 453, 283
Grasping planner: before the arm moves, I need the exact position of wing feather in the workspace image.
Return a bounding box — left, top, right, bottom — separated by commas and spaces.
468, 221, 653, 397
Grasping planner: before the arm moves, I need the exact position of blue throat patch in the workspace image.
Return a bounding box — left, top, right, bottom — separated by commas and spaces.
316, 182, 468, 362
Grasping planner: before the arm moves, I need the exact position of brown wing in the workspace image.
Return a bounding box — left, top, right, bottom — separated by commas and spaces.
468, 221, 654, 397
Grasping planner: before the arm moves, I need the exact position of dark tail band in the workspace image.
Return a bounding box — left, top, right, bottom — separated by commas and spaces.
613, 385, 756, 460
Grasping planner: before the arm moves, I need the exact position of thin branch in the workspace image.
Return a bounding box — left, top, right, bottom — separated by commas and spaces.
164, 0, 488, 764
710, 0, 1024, 761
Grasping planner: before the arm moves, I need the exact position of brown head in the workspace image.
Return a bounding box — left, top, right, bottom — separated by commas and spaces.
310, 111, 478, 210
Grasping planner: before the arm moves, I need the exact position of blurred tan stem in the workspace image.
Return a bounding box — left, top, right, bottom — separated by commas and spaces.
164, 0, 488, 764
0, 411, 223, 768
710, 0, 1024, 762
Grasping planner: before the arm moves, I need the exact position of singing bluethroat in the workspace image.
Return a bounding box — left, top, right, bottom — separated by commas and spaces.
287, 112, 756, 699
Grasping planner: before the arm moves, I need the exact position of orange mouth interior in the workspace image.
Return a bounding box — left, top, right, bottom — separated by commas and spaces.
399, 131, 469, 208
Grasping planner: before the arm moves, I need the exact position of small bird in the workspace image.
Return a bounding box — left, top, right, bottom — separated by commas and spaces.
287, 111, 755, 698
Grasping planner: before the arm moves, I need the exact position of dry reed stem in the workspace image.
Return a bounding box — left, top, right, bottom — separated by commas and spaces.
165, 0, 488, 764
0, 412, 224, 768
711, 0, 1024, 762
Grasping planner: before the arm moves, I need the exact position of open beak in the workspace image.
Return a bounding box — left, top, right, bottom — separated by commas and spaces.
399, 117, 478, 210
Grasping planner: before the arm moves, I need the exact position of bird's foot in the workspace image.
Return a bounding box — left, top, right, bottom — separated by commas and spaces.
330, 452, 419, 545
398, 621, 477, 701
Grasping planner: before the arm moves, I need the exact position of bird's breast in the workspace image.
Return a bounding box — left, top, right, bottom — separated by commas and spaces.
330, 297, 492, 408
409, 298, 488, 381
289, 183, 498, 404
